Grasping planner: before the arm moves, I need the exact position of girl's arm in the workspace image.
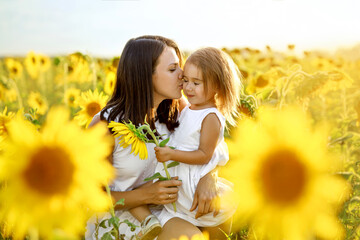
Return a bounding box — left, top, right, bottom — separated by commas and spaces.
88, 114, 182, 210
190, 168, 221, 218
155, 113, 221, 165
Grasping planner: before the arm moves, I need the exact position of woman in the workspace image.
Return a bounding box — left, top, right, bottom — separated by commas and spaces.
86, 36, 221, 240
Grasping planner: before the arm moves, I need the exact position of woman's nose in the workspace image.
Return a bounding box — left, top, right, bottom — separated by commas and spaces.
178, 69, 183, 79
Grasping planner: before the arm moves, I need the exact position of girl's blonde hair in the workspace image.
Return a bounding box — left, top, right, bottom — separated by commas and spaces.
186, 47, 242, 126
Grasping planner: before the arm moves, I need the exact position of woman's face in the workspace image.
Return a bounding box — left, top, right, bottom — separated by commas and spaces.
152, 47, 183, 107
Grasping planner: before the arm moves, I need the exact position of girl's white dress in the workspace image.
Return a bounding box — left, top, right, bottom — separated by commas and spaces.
85, 111, 174, 240
155, 105, 237, 227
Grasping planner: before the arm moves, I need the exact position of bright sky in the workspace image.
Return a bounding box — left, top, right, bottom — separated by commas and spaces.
1, 0, 359, 57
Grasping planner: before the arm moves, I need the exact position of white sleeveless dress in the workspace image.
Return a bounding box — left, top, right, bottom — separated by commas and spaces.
85, 110, 174, 240
155, 105, 237, 227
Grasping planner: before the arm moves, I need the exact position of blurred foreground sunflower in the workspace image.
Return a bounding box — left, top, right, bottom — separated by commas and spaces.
0, 107, 114, 239
170, 232, 209, 240
224, 107, 350, 240
108, 121, 148, 159
74, 89, 108, 127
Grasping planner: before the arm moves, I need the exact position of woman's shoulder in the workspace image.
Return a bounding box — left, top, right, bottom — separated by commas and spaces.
88, 114, 102, 128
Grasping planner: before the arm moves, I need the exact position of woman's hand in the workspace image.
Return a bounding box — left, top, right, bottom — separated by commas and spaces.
190, 170, 220, 219
154, 146, 174, 162
142, 177, 182, 205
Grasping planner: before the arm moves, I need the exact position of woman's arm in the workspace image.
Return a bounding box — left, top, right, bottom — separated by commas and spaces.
88, 114, 182, 210
110, 179, 182, 210
155, 113, 221, 164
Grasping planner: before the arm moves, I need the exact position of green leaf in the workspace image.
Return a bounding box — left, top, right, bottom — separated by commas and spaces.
53, 57, 61, 66
169, 146, 176, 150
123, 219, 138, 232
108, 216, 120, 228
167, 161, 179, 169
100, 232, 113, 240
114, 199, 125, 207
110, 229, 117, 238
99, 219, 108, 228
159, 137, 170, 147
32, 119, 40, 125
144, 172, 167, 181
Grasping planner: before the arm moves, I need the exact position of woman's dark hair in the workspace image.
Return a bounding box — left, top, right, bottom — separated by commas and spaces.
100, 35, 182, 132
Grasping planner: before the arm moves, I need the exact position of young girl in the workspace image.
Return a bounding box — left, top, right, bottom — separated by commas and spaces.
154, 47, 241, 232
129, 47, 241, 240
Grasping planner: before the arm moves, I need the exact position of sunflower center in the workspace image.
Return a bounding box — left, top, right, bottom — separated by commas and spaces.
255, 76, 268, 88
31, 57, 36, 64
260, 149, 307, 205
0, 121, 8, 135
69, 95, 75, 104
22, 146, 75, 196
86, 102, 101, 117
36, 97, 43, 106
11, 67, 18, 74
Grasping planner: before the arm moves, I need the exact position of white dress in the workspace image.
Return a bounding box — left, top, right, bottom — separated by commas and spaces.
85, 111, 173, 240
155, 105, 237, 227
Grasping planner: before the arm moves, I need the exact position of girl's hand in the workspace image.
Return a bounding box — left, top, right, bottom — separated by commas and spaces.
154, 146, 174, 162
142, 177, 182, 205
190, 170, 220, 219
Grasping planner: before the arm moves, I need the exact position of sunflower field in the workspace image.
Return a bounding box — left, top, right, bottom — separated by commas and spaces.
0, 44, 360, 240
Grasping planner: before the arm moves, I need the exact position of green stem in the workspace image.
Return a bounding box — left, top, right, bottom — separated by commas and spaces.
105, 185, 121, 240
138, 124, 177, 212
138, 125, 171, 179
105, 185, 115, 217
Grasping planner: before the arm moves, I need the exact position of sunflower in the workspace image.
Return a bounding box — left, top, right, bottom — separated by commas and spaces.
67, 53, 91, 83
322, 69, 353, 93
0, 84, 6, 102
5, 58, 23, 79
0, 106, 15, 137
25, 51, 40, 79
170, 232, 209, 240
0, 107, 114, 239
64, 87, 81, 108
27, 91, 48, 115
108, 121, 148, 159
38, 54, 51, 72
104, 71, 116, 95
224, 107, 350, 240
0, 107, 15, 152
74, 89, 108, 127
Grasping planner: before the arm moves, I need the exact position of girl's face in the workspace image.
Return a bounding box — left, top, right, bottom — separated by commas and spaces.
183, 63, 216, 110
152, 47, 183, 108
